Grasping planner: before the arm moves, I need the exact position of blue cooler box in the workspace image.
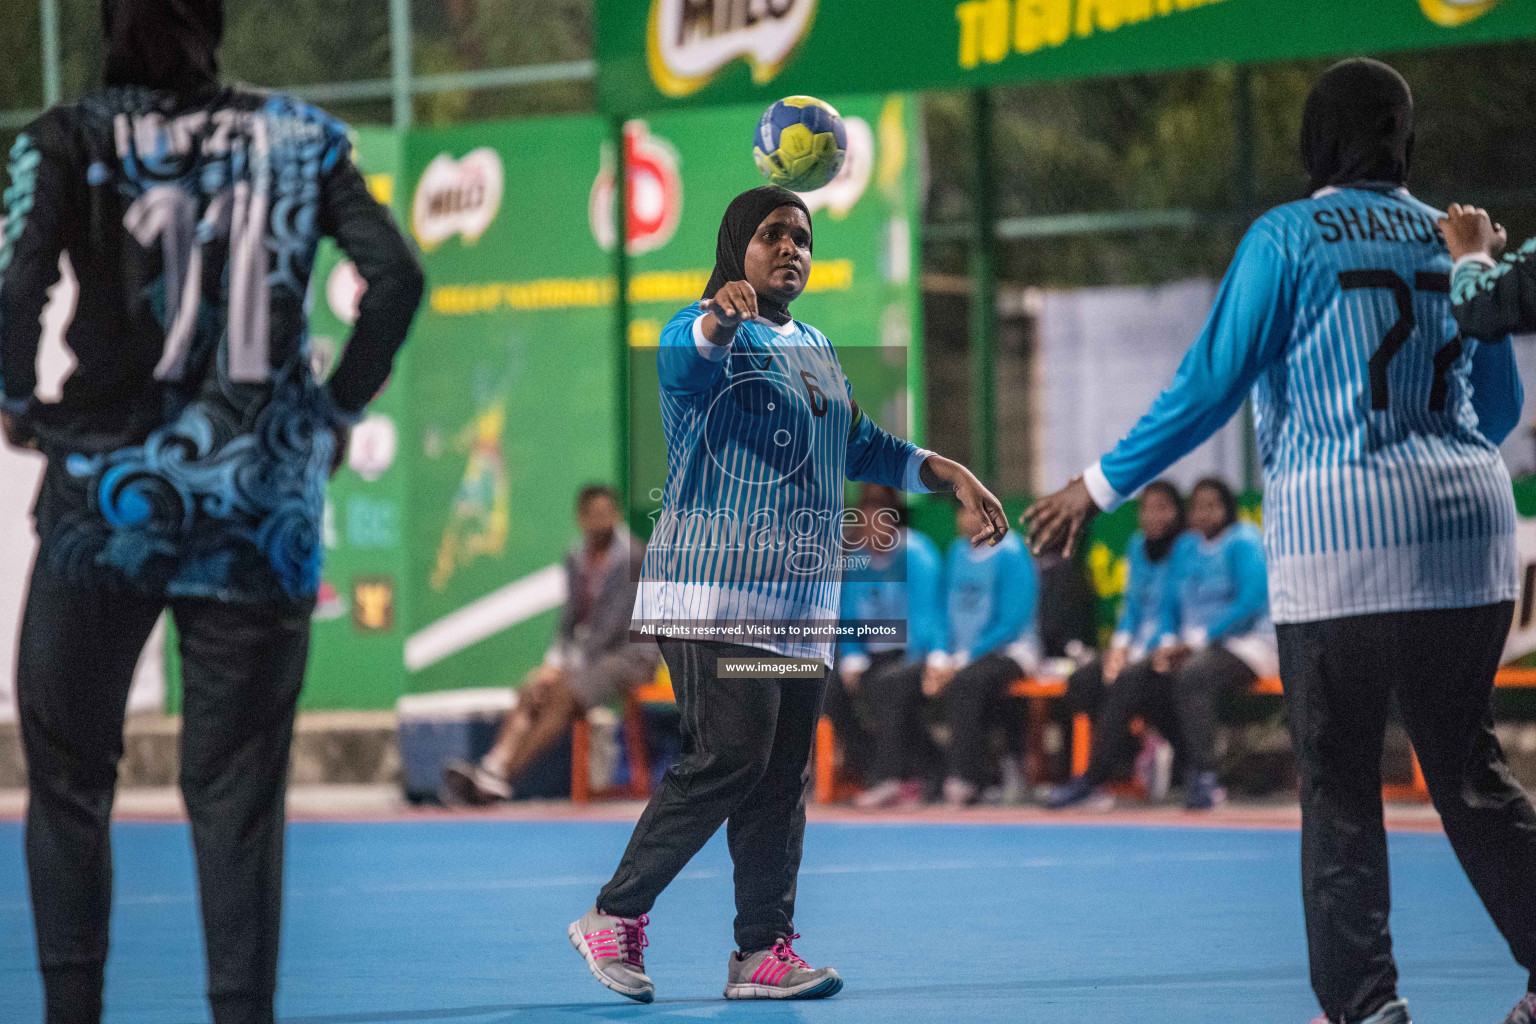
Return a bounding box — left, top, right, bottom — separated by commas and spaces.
396, 688, 517, 803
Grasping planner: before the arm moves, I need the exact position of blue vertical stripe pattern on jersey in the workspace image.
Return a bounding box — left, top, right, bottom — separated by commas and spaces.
1094, 187, 1520, 623
634, 303, 923, 665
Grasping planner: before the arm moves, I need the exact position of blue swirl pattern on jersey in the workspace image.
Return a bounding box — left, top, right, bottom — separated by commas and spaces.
34, 88, 352, 604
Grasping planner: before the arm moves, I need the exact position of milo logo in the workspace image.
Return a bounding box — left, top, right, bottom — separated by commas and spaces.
647, 0, 817, 98
411, 148, 504, 250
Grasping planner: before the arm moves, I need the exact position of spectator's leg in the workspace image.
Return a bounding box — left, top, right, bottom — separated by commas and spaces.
597, 641, 778, 920
821, 668, 872, 783
1279, 616, 1397, 1024
1138, 673, 1188, 784
862, 658, 927, 783
943, 654, 1019, 786
1066, 657, 1106, 717
173, 599, 309, 1024
1081, 661, 1164, 786
1172, 646, 1256, 778
18, 563, 161, 1024
726, 676, 826, 953
1394, 602, 1536, 996
480, 674, 552, 777
500, 682, 581, 784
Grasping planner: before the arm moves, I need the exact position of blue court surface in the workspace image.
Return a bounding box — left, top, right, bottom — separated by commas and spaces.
0, 817, 1523, 1023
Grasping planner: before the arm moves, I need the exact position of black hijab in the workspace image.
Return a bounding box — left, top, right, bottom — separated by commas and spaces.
1301, 58, 1415, 194
703, 186, 812, 327
102, 0, 224, 95
1139, 479, 1185, 563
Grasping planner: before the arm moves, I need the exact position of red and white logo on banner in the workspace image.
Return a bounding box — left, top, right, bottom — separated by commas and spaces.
590, 121, 684, 256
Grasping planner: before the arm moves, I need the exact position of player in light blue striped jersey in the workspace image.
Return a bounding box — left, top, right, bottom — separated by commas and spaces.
572, 187, 1005, 1004
1025, 60, 1536, 1024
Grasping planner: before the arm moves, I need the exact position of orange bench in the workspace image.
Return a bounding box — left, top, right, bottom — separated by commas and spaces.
813, 667, 1536, 805
570, 669, 676, 804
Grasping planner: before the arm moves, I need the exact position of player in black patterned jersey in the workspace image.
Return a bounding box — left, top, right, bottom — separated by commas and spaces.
0, 4, 422, 1022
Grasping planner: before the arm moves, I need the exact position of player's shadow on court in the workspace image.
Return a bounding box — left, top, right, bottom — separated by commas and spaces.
176, 999, 739, 1024
171, 966, 1308, 1024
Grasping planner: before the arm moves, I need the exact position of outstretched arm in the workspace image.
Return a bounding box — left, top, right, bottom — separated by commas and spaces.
841, 369, 1008, 548
1023, 225, 1293, 556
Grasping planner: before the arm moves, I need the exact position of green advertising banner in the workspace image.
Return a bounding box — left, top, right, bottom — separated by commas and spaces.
595, 0, 1536, 114
400, 95, 924, 694
400, 116, 619, 695
302, 127, 415, 710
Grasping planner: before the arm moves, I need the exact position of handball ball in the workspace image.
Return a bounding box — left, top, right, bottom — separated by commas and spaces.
753, 96, 847, 193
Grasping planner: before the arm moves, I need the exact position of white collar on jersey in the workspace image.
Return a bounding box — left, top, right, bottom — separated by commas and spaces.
1311, 185, 1412, 200
750, 315, 799, 336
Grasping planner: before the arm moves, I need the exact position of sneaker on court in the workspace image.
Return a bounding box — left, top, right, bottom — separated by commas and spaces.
1503, 993, 1536, 1024
942, 776, 979, 808
724, 934, 843, 1000
853, 780, 904, 809
854, 779, 924, 809
441, 760, 512, 805
1184, 771, 1226, 811
568, 907, 654, 1003
1308, 997, 1411, 1024
1045, 775, 1113, 811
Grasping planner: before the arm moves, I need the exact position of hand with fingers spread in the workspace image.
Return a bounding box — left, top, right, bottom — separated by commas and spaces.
918, 454, 1008, 547
1021, 477, 1100, 559
1440, 203, 1508, 263
699, 280, 759, 344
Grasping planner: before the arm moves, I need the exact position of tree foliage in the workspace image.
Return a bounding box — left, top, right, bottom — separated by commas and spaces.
0, 3, 1532, 290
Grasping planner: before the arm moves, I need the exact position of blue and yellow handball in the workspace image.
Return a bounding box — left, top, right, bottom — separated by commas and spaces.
753, 96, 848, 193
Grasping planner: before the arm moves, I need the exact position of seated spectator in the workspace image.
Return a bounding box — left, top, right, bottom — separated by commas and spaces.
926, 499, 1040, 808
1049, 478, 1273, 811
443, 485, 656, 804
1060, 480, 1187, 802
1153, 477, 1275, 809
831, 486, 945, 807
1036, 545, 1100, 661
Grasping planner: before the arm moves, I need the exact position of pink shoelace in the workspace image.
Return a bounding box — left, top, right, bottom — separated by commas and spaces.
771, 934, 809, 970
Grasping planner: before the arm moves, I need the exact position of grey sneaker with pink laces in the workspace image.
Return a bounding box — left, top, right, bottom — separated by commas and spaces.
1504, 993, 1536, 1024
1309, 997, 1411, 1024
724, 934, 843, 1000
568, 906, 654, 1003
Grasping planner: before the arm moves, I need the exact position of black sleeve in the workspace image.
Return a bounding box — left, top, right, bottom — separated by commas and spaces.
0, 118, 71, 408
556, 553, 579, 644
1451, 240, 1536, 341
318, 155, 425, 416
